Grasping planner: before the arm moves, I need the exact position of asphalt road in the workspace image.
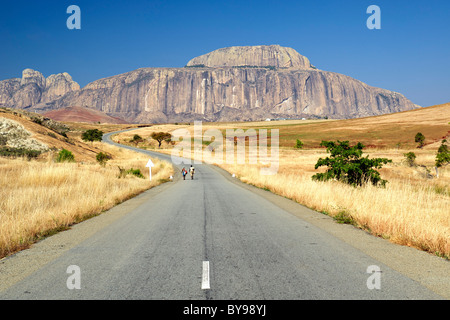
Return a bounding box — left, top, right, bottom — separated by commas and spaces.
0, 130, 447, 300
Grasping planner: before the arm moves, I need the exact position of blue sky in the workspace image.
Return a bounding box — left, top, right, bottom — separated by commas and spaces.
0, 0, 449, 107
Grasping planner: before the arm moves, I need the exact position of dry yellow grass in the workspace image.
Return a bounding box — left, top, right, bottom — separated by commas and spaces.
0, 142, 173, 258
112, 113, 450, 259
218, 148, 449, 258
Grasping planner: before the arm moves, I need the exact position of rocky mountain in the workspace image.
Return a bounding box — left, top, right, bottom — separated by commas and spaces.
0, 45, 419, 123
0, 69, 80, 109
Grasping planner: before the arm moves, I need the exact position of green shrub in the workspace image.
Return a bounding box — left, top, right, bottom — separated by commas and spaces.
117, 166, 145, 179
96, 152, 111, 166
435, 139, 449, 168
56, 149, 75, 163
415, 132, 425, 148
295, 139, 304, 149
404, 152, 416, 167
127, 168, 144, 178
312, 140, 391, 187
130, 134, 143, 145
82, 129, 103, 142
0, 147, 41, 159
334, 211, 355, 225
31, 117, 43, 125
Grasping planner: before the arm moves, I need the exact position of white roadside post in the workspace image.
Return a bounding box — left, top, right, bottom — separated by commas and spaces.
146, 159, 155, 181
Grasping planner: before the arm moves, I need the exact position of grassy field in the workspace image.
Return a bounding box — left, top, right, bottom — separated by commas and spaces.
0, 110, 173, 259
113, 103, 450, 259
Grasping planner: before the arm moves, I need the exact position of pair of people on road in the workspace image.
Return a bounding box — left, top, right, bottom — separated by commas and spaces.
181, 165, 195, 180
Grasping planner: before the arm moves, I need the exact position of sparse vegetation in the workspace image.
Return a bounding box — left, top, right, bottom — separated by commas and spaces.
334, 210, 355, 225
117, 166, 145, 179
0, 143, 173, 259
0, 147, 41, 159
109, 103, 450, 258
184, 64, 206, 68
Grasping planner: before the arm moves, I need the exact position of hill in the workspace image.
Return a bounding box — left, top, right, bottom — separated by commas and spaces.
0, 108, 105, 162
234, 102, 450, 149
43, 106, 128, 124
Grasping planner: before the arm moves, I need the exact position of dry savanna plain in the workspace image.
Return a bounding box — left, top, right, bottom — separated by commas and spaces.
0, 108, 173, 259
113, 103, 450, 259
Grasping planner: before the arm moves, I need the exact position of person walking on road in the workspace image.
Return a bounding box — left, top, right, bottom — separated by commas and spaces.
190, 165, 195, 180
181, 167, 187, 180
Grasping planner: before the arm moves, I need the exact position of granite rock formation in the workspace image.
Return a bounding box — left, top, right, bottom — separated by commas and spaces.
0, 69, 80, 109
0, 46, 419, 123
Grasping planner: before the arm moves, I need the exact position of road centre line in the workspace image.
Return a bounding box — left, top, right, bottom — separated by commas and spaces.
201, 261, 210, 290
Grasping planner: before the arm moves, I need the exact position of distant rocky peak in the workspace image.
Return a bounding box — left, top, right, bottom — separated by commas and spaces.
0, 68, 80, 109
21, 68, 45, 89
45, 72, 80, 90
186, 45, 313, 69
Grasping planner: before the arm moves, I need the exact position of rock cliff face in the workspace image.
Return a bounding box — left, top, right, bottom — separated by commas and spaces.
0, 46, 419, 123
0, 69, 80, 109
186, 45, 313, 69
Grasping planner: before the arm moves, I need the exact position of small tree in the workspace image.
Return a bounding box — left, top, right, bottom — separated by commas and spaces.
415, 132, 425, 148
151, 132, 172, 148
295, 139, 304, 149
404, 152, 416, 167
56, 149, 75, 163
82, 129, 103, 142
96, 152, 111, 166
130, 134, 143, 145
312, 140, 392, 187
435, 139, 450, 177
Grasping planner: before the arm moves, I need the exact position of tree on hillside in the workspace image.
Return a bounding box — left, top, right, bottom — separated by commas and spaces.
96, 152, 111, 167
130, 134, 143, 146
151, 132, 172, 148
435, 139, 450, 177
82, 129, 103, 142
404, 152, 416, 167
295, 139, 304, 149
311, 140, 392, 187
415, 132, 425, 148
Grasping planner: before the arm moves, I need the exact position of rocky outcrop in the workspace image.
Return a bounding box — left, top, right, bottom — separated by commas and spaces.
1, 46, 419, 123
0, 78, 21, 105
0, 69, 80, 109
186, 45, 313, 69
42, 73, 80, 103
0, 117, 49, 151
50, 66, 418, 123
